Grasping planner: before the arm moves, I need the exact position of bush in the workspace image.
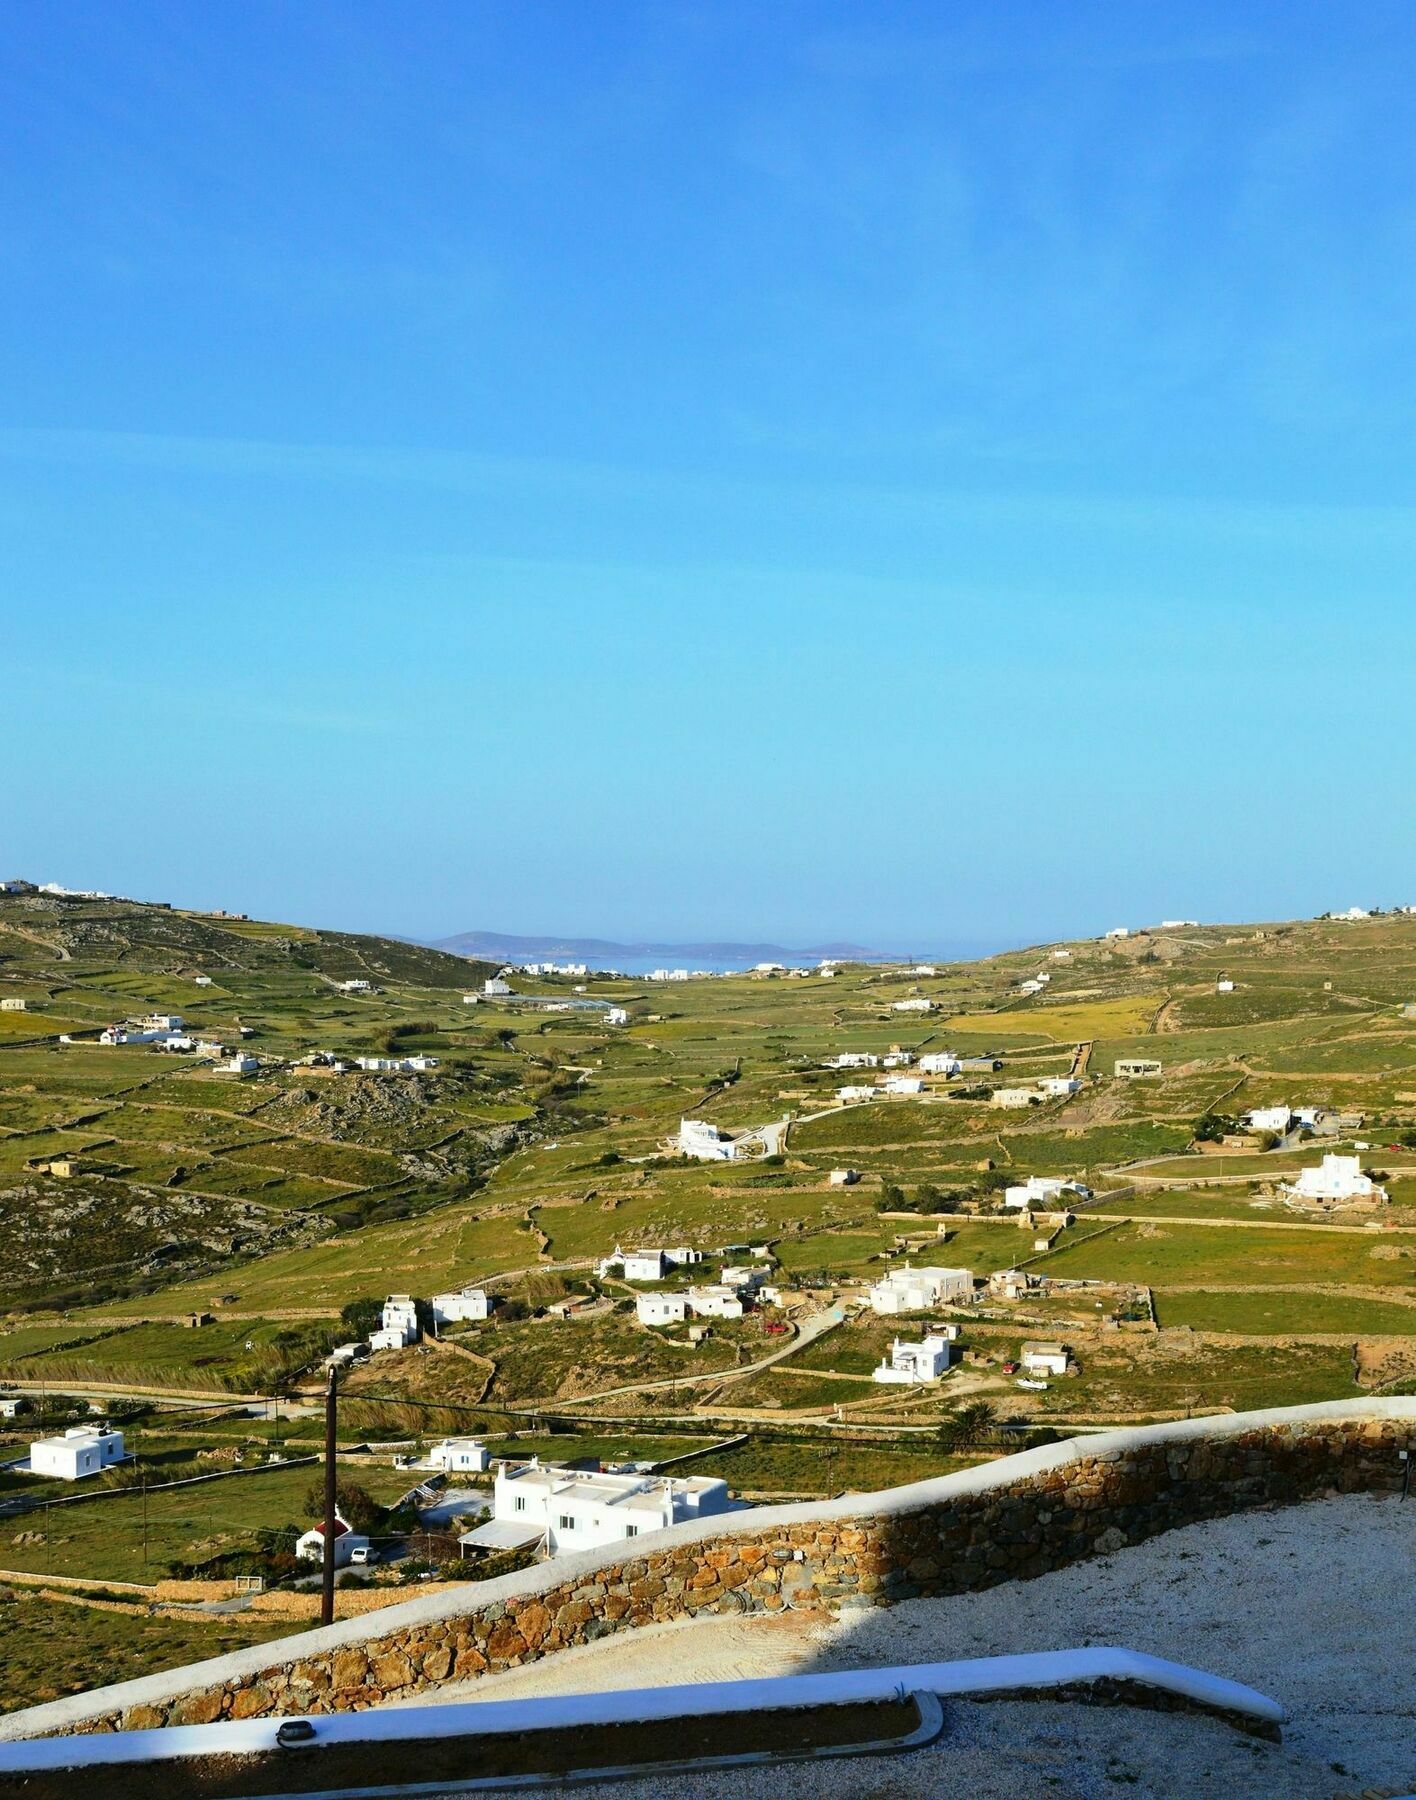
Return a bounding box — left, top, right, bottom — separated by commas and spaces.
303, 1477, 382, 1534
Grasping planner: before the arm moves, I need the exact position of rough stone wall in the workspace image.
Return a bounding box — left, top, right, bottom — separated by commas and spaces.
39, 1414, 1416, 1735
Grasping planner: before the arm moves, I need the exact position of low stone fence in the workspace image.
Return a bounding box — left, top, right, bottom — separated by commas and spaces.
3, 1398, 1411, 1741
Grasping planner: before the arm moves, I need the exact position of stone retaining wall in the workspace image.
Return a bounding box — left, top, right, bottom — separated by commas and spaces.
5, 1399, 1412, 1741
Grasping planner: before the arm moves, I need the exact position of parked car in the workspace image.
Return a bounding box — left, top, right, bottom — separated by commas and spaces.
1016, 1377, 1049, 1391
348, 1544, 377, 1566
1001, 1360, 1019, 1375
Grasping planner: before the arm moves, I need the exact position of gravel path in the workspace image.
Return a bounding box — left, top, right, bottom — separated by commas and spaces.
422, 1493, 1415, 1799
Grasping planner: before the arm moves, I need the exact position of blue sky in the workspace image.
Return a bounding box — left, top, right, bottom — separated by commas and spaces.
3, 2, 1414, 950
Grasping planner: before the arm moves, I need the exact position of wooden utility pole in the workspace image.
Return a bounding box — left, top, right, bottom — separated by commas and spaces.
321, 1363, 338, 1627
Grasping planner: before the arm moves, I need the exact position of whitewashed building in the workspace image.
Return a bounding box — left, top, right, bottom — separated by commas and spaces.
872, 1333, 954, 1385
427, 1437, 491, 1474
1004, 1175, 1073, 1210
918, 1053, 960, 1075
685, 1285, 744, 1319
483, 977, 512, 997
463, 1460, 732, 1557
29, 1424, 126, 1481
828, 1168, 860, 1186
1114, 1058, 1162, 1078
1282, 1154, 1387, 1205
605, 1007, 630, 1026
837, 1084, 875, 1102
882, 1075, 924, 1095
891, 998, 935, 1013
992, 1087, 1038, 1109
1037, 1076, 1082, 1097
377, 1294, 419, 1346
1021, 1342, 1070, 1377
335, 979, 372, 993
295, 1512, 369, 1567
826, 1053, 879, 1069
867, 1265, 973, 1314
432, 1287, 493, 1324
1244, 1106, 1293, 1136
677, 1118, 739, 1161
636, 1292, 687, 1326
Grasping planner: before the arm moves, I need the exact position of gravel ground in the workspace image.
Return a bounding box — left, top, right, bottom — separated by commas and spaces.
421, 1493, 1415, 1800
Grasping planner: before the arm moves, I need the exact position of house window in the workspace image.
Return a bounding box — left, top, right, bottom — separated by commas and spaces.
558, 1515, 575, 1531
514, 1497, 526, 1512
625, 1524, 639, 1538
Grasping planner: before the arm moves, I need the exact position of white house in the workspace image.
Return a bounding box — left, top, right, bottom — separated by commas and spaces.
211, 1052, 259, 1077
599, 1245, 700, 1281
1104, 927, 1130, 940
1017, 979, 1044, 996
918, 1053, 960, 1075
677, 1118, 739, 1161
432, 1286, 493, 1324
1216, 979, 1235, 994
867, 1265, 974, 1314
461, 993, 480, 1006
882, 1075, 924, 1095
1004, 1175, 1072, 1211
1243, 1105, 1293, 1136
464, 1459, 732, 1558
1051, 949, 1072, 960
837, 1084, 875, 1102
295, 1511, 369, 1567
827, 1053, 879, 1069
369, 1327, 409, 1353
605, 1007, 630, 1026
636, 1292, 687, 1326
484, 977, 512, 997
615, 1248, 670, 1282
0, 998, 27, 1011
872, 1333, 954, 1385
379, 1295, 419, 1345
1021, 1342, 1070, 1377
882, 1052, 914, 1068
427, 1437, 491, 1474
1282, 1154, 1387, 1205
891, 998, 935, 1013
335, 979, 372, 993
29, 1424, 125, 1481
685, 1285, 744, 1319
1037, 1076, 1082, 1098
828, 1168, 860, 1186
1114, 1058, 1162, 1079
992, 1087, 1038, 1109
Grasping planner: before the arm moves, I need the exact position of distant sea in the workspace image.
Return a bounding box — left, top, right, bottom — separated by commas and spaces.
512, 941, 1021, 977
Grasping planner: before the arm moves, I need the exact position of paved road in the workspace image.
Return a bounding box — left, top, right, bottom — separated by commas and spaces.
553, 1309, 844, 1408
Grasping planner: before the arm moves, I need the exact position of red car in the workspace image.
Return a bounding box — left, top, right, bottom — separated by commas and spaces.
1001, 1360, 1019, 1375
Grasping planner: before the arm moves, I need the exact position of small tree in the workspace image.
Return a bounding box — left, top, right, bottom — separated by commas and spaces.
303, 1477, 381, 1535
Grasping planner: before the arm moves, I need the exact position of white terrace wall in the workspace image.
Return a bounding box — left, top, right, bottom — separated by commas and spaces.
3, 1398, 1412, 1741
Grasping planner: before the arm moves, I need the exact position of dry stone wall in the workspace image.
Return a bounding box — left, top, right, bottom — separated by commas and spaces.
5, 1400, 1412, 1740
